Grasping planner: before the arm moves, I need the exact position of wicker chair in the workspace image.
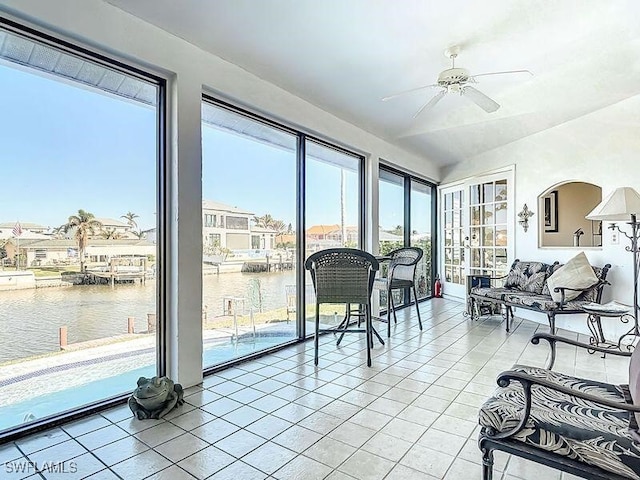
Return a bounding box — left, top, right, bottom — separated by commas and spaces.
374, 247, 424, 337
305, 248, 384, 367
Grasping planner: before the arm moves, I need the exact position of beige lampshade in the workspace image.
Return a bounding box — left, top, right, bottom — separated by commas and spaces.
586, 187, 640, 221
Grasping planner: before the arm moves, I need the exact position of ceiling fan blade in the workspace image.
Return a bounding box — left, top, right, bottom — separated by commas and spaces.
382, 84, 440, 101
413, 90, 446, 118
462, 86, 500, 113
470, 69, 533, 81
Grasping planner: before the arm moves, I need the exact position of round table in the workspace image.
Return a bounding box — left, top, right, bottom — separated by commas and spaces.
581, 305, 634, 354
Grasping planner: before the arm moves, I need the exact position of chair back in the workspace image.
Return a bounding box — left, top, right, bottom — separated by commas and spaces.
388, 247, 423, 282
305, 248, 379, 304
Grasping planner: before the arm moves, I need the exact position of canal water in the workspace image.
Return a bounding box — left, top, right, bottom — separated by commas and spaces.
0, 270, 296, 363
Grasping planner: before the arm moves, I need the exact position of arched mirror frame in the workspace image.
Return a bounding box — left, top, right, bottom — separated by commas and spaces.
538, 181, 602, 248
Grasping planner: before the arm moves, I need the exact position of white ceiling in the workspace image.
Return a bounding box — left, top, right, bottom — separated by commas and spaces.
105, 0, 640, 166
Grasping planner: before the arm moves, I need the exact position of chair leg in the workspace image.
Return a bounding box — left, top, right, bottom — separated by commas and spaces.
365, 303, 373, 367
412, 285, 422, 330
390, 291, 398, 324
387, 288, 392, 338
372, 325, 385, 345
548, 312, 556, 334
481, 447, 494, 480
336, 304, 350, 346
314, 303, 320, 366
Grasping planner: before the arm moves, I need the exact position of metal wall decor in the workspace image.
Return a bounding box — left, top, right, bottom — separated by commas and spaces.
518, 204, 534, 232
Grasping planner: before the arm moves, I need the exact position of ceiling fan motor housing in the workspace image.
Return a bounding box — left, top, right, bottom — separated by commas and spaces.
437, 67, 470, 87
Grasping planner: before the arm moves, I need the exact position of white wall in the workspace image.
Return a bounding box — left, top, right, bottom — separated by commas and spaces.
0, 0, 439, 387
443, 94, 640, 338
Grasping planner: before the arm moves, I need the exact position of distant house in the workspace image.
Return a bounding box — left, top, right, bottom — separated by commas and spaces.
95, 217, 134, 237
251, 226, 279, 250
4, 238, 155, 267
202, 200, 254, 251
305, 224, 358, 251
0, 222, 50, 240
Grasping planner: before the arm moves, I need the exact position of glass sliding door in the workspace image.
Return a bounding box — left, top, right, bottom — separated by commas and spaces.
201, 101, 298, 368
440, 185, 466, 299
410, 181, 433, 300
0, 26, 161, 433
304, 140, 362, 335
378, 165, 435, 310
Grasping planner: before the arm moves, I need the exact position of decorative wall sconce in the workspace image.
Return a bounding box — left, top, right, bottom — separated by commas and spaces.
518, 204, 534, 232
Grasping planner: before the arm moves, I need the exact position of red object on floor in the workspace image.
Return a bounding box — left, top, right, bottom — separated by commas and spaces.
434, 276, 442, 297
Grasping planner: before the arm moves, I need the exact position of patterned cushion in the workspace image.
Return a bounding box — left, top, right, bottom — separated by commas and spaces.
504, 261, 552, 294
471, 287, 511, 302
479, 365, 640, 479
505, 292, 557, 311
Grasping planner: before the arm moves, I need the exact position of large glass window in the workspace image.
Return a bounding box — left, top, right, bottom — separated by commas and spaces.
202, 101, 298, 368
378, 165, 435, 309
0, 26, 161, 433
304, 140, 361, 334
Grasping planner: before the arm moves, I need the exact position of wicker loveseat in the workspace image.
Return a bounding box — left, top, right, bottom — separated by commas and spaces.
478, 333, 640, 480
469, 259, 611, 333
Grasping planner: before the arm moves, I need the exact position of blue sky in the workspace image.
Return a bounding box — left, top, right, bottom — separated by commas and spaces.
1, 61, 430, 234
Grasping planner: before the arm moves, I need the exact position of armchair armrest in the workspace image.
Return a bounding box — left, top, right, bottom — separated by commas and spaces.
531, 332, 631, 370
483, 369, 637, 441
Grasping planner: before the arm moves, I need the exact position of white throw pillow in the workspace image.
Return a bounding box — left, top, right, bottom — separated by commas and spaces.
546, 252, 598, 302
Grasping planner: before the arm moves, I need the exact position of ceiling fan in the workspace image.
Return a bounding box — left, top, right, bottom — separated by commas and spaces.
382, 46, 532, 117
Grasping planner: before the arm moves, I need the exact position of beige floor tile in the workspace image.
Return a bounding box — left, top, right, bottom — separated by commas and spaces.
328, 422, 377, 449
92, 436, 150, 466
214, 429, 266, 458
154, 433, 209, 463
223, 405, 267, 428
16, 428, 71, 455
380, 417, 427, 443
77, 425, 129, 451
112, 450, 172, 479
338, 449, 395, 480
416, 428, 466, 456
385, 464, 438, 479
190, 418, 238, 444
349, 409, 393, 430
273, 455, 333, 480
272, 425, 322, 453
245, 415, 293, 440
144, 465, 198, 479
362, 432, 413, 462
250, 395, 290, 413
303, 437, 356, 468
170, 409, 216, 430
177, 446, 235, 479
400, 443, 455, 478
297, 411, 343, 435
208, 460, 266, 480
271, 403, 315, 423
242, 442, 297, 475
134, 422, 185, 448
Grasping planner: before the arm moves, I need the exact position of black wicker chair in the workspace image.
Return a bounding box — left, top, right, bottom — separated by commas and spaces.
305, 248, 383, 367
374, 247, 424, 337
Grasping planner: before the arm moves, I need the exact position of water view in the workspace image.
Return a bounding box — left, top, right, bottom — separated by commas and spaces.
0, 270, 296, 364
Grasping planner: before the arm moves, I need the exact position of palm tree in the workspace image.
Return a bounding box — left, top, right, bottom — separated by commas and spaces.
100, 228, 122, 240
64, 209, 103, 272
121, 212, 139, 229
51, 225, 66, 239
131, 230, 146, 239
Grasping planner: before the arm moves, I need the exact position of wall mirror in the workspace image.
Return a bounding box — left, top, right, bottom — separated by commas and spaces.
538, 182, 602, 247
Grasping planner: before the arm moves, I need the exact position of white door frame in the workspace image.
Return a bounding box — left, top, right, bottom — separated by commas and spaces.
438, 166, 515, 301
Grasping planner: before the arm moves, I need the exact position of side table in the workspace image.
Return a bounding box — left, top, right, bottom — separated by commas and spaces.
581, 305, 633, 355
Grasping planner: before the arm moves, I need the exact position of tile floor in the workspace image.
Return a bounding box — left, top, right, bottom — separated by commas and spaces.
0, 298, 630, 480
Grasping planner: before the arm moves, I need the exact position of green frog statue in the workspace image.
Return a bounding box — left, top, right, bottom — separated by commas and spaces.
128, 376, 184, 420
